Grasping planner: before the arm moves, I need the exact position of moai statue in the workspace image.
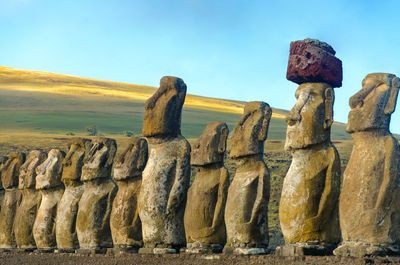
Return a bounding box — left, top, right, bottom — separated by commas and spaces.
334, 73, 400, 257
56, 138, 92, 252
76, 137, 117, 253
184, 122, 230, 254
33, 149, 65, 252
277, 39, 342, 256
0, 156, 8, 211
138, 76, 191, 254
14, 150, 46, 250
110, 137, 148, 254
0, 152, 25, 249
224, 101, 271, 255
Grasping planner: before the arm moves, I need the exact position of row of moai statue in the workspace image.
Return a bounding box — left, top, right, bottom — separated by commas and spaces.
277, 39, 400, 258
0, 75, 272, 255
0, 39, 399, 258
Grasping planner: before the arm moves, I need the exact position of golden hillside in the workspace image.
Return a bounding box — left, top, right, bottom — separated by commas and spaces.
0, 66, 287, 118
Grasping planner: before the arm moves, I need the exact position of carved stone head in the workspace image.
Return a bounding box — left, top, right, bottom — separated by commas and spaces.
19, 150, 47, 189
62, 137, 92, 182
36, 149, 65, 190
113, 137, 148, 181
347, 73, 400, 133
191, 121, 229, 166
81, 137, 117, 181
142, 76, 187, 138
230, 101, 272, 159
285, 82, 334, 151
1, 152, 25, 189
0, 156, 9, 190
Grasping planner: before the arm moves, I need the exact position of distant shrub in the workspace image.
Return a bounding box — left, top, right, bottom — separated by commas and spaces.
124, 130, 134, 137
85, 125, 98, 136
66, 132, 75, 136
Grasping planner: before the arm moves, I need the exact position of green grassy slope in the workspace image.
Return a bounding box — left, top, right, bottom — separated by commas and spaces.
0, 88, 349, 140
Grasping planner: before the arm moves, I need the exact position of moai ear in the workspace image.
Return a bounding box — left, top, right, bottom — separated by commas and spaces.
258, 106, 272, 141
384, 77, 400, 115
217, 125, 229, 154
136, 139, 149, 171
324, 87, 334, 130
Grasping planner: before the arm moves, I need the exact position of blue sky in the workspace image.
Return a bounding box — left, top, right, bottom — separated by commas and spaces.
2, 0, 400, 132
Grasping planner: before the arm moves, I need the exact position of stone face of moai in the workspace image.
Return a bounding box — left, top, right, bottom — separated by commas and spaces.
184, 122, 230, 253
76, 137, 117, 250
33, 149, 65, 250
224, 102, 271, 252
278, 39, 342, 256
0, 152, 25, 249
14, 150, 46, 250
110, 137, 148, 251
0, 156, 9, 212
56, 137, 92, 251
138, 76, 191, 252
334, 73, 400, 257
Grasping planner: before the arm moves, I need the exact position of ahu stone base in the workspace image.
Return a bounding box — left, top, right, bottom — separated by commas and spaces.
138, 247, 179, 254
185, 242, 224, 254
275, 243, 336, 256
106, 245, 139, 255
334, 242, 400, 258
223, 246, 267, 255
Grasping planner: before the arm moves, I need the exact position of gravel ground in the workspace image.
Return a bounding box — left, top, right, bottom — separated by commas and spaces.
1, 252, 400, 265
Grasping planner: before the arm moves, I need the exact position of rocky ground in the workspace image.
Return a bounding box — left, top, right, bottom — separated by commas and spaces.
1, 251, 400, 265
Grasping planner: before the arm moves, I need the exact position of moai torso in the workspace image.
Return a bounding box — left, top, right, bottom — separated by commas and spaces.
110, 137, 148, 250
14, 150, 46, 249
76, 137, 117, 249
225, 102, 271, 248
138, 76, 191, 249
184, 122, 230, 249
56, 137, 91, 251
339, 74, 400, 246
33, 149, 65, 250
279, 83, 341, 245
0, 152, 25, 248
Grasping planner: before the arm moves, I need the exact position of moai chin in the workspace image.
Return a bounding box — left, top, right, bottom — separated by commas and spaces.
14, 150, 46, 250
334, 73, 400, 257
56, 137, 92, 252
0, 152, 25, 249
184, 122, 230, 254
76, 137, 117, 252
138, 76, 191, 254
224, 101, 271, 255
277, 39, 341, 257
110, 137, 148, 253
33, 149, 65, 251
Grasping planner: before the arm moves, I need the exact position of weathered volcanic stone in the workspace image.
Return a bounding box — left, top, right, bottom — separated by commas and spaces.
334, 73, 400, 257
184, 122, 230, 253
0, 152, 25, 249
286, 39, 342, 88
110, 137, 148, 250
1, 152, 25, 189
56, 137, 92, 251
14, 150, 46, 250
190, 122, 229, 166
138, 76, 191, 252
230, 102, 272, 159
0, 156, 6, 213
33, 149, 65, 250
76, 137, 117, 250
279, 82, 341, 254
142, 76, 187, 138
224, 102, 271, 251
